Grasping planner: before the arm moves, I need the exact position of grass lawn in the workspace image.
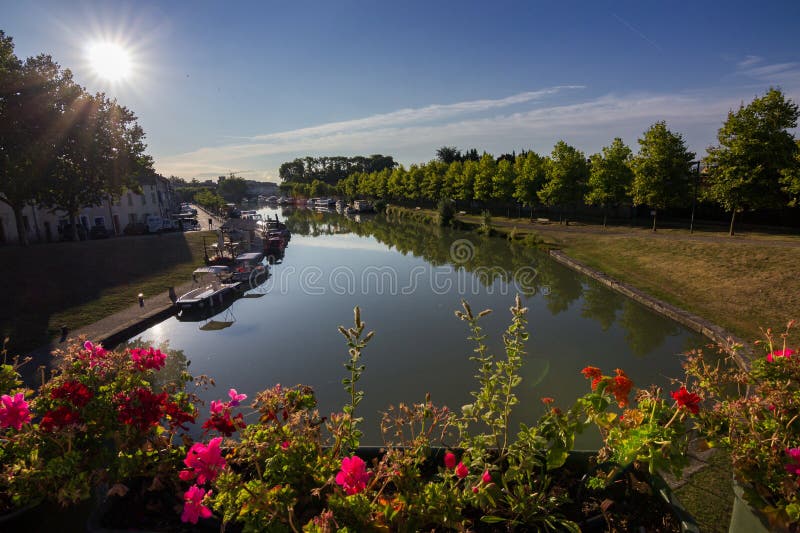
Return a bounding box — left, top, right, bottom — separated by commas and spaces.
554, 233, 800, 341
0, 231, 214, 354
442, 210, 799, 341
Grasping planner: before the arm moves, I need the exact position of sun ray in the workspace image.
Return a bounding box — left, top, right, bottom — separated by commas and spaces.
87, 41, 132, 82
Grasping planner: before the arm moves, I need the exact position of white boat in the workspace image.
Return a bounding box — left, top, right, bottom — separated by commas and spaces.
177, 266, 241, 313
231, 252, 268, 282
353, 200, 374, 213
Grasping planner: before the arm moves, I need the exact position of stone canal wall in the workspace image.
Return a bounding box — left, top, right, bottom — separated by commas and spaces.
548, 250, 750, 365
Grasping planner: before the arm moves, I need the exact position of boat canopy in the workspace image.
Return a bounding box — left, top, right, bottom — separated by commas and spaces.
193, 266, 232, 275
235, 252, 264, 263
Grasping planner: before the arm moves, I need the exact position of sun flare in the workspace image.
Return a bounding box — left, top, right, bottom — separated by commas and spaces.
87, 41, 132, 82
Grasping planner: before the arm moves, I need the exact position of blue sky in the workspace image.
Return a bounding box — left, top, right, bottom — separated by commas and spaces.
2, 0, 799, 181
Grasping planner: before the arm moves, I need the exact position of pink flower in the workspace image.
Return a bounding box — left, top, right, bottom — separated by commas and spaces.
455, 462, 468, 479
481, 469, 492, 484
786, 448, 800, 476
80, 340, 109, 369
767, 348, 794, 362
0, 393, 31, 430
472, 486, 479, 494
444, 451, 457, 469
281, 440, 290, 450
227, 388, 247, 407
209, 400, 226, 415
181, 485, 212, 524
182, 437, 226, 485
129, 347, 167, 371
335, 456, 372, 495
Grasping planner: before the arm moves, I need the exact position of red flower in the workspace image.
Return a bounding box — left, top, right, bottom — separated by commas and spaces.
40, 405, 82, 431
116, 387, 168, 432
50, 380, 93, 407
481, 469, 492, 484
335, 456, 372, 495
671, 387, 701, 414
444, 451, 457, 469
611, 369, 633, 408
581, 366, 604, 391
164, 401, 196, 431
202, 411, 245, 437
455, 462, 468, 479
540, 397, 555, 406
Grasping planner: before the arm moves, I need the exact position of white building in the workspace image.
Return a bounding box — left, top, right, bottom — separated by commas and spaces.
0, 174, 176, 244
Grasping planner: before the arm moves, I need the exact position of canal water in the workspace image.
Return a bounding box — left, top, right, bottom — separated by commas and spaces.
129, 206, 704, 445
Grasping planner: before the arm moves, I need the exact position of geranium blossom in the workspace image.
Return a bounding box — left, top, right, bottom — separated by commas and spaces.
40, 405, 81, 431
228, 388, 247, 406
786, 448, 800, 476
50, 380, 93, 407
129, 347, 167, 371
671, 387, 701, 414
181, 485, 213, 524
164, 400, 196, 431
115, 387, 168, 432
0, 393, 31, 430
335, 456, 372, 495
444, 451, 457, 469
481, 469, 492, 484
182, 437, 226, 485
611, 369, 634, 407
581, 366, 603, 390
80, 340, 109, 369
455, 462, 468, 479
203, 408, 245, 437
767, 348, 795, 363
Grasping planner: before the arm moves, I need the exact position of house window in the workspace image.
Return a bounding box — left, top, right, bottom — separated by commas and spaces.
94, 217, 105, 227
127, 193, 133, 206
142, 193, 147, 205
80, 216, 89, 228
151, 192, 156, 204
22, 216, 30, 231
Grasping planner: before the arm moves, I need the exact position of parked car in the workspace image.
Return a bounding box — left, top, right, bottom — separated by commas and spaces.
181, 219, 200, 231
58, 223, 88, 241
89, 225, 110, 239
123, 222, 148, 235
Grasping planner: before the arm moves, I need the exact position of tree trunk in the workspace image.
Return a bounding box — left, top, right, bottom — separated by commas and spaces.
12, 204, 29, 246
603, 206, 608, 228
70, 213, 79, 241
652, 210, 657, 232
729, 210, 736, 236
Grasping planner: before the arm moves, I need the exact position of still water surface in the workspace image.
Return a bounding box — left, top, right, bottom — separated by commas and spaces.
131, 207, 704, 444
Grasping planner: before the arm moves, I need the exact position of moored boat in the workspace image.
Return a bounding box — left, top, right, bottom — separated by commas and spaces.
177, 266, 241, 314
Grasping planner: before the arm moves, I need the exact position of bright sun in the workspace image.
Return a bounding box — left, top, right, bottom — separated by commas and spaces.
87, 41, 132, 82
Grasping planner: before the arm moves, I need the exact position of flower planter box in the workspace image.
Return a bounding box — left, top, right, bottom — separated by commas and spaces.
83, 447, 699, 533
729, 479, 790, 533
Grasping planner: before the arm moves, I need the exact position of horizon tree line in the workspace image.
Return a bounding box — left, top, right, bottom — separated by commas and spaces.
284, 88, 799, 235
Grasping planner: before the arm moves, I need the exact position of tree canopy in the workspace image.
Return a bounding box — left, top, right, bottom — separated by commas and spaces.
586, 138, 634, 226
631, 122, 695, 230
704, 88, 800, 234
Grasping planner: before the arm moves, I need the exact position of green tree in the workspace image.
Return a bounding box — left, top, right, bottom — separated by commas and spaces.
781, 140, 800, 205
457, 160, 477, 204
585, 138, 634, 227
704, 88, 800, 235
631, 122, 695, 231
473, 153, 496, 204
513, 151, 547, 219
441, 160, 462, 200
0, 38, 83, 244
435, 146, 461, 164
43, 90, 151, 240
492, 159, 516, 202
538, 141, 588, 224
217, 175, 248, 203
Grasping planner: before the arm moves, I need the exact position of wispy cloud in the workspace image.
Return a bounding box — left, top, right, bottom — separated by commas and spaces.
735, 55, 800, 85
156, 80, 798, 180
